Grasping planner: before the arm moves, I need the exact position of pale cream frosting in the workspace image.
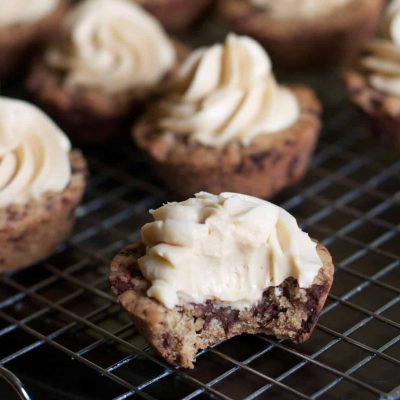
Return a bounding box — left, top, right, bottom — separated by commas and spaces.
138, 192, 322, 310
158, 34, 299, 148
0, 0, 58, 27
361, 0, 400, 97
251, 0, 349, 19
46, 0, 176, 93
0, 97, 71, 208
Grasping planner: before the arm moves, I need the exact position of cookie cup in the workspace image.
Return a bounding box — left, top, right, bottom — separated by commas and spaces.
344, 69, 400, 152
218, 0, 384, 71
110, 240, 334, 368
26, 41, 188, 145
0, 151, 87, 273
0, 0, 68, 80
133, 85, 321, 199
137, 0, 211, 32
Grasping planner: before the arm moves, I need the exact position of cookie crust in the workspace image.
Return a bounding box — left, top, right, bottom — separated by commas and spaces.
0, 150, 87, 273
136, 0, 211, 32
0, 0, 68, 80
110, 240, 334, 368
344, 69, 400, 152
26, 41, 189, 145
218, 0, 384, 71
133, 85, 321, 199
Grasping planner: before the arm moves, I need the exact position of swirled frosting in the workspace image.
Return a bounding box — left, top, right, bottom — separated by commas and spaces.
0, 0, 58, 27
360, 0, 400, 97
46, 0, 176, 93
139, 192, 322, 309
158, 34, 299, 148
0, 97, 71, 208
251, 0, 349, 19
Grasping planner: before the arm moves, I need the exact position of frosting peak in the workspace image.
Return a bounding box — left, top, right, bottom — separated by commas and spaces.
139, 192, 322, 309
251, 0, 349, 19
46, 0, 176, 93
158, 34, 299, 148
361, 0, 400, 97
0, 0, 58, 27
384, 0, 400, 45
0, 98, 71, 208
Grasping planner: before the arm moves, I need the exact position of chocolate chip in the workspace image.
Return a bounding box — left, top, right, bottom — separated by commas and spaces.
299, 284, 326, 336
112, 278, 136, 295
348, 86, 362, 96
6, 209, 27, 222
193, 301, 240, 333
250, 150, 271, 164
272, 152, 283, 165
234, 160, 246, 173
62, 197, 71, 207
119, 245, 145, 259
161, 333, 170, 348
370, 96, 382, 109
285, 139, 296, 147
288, 156, 300, 179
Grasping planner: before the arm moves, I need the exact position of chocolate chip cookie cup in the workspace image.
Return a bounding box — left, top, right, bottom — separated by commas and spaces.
110, 192, 334, 368
0, 0, 68, 80
218, 0, 384, 71
344, 0, 400, 152
135, 0, 211, 32
0, 98, 87, 273
133, 34, 321, 199
26, 0, 186, 145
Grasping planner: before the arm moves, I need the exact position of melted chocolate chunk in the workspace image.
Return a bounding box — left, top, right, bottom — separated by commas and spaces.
193, 301, 240, 333
113, 277, 137, 295
300, 284, 327, 336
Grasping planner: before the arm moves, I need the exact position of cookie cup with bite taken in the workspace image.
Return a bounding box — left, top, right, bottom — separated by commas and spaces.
110, 192, 334, 368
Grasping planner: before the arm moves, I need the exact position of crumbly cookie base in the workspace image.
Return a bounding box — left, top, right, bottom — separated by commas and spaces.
0, 151, 87, 273
344, 69, 400, 152
110, 241, 334, 368
133, 85, 321, 199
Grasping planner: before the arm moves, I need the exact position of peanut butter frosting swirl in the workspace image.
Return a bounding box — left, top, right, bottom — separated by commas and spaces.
46, 0, 176, 93
251, 0, 349, 19
158, 34, 299, 148
0, 98, 71, 208
0, 0, 58, 27
360, 0, 400, 97
139, 192, 322, 309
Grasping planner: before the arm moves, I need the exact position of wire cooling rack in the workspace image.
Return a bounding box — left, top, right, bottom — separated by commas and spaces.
1, 13, 400, 400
